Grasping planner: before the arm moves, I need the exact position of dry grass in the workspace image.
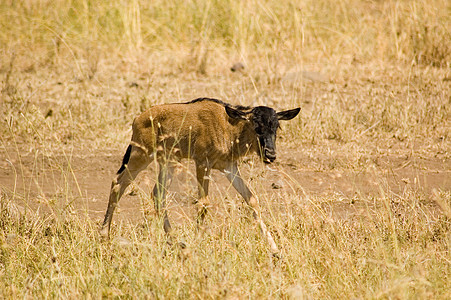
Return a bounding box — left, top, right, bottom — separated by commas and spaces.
1, 0, 450, 299
1, 184, 450, 298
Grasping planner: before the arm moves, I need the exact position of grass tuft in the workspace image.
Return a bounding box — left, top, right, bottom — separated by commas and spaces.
0, 0, 450, 298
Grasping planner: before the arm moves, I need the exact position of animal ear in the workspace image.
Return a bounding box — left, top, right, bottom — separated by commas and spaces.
225, 106, 248, 120
277, 108, 300, 120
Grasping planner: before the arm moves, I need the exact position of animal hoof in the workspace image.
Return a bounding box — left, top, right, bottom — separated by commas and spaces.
272, 252, 283, 262
166, 237, 186, 250
99, 227, 110, 241
230, 62, 245, 72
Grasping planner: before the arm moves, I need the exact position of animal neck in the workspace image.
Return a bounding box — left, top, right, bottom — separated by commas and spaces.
232, 121, 258, 158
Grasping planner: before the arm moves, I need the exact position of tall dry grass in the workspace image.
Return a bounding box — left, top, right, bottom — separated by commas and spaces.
1, 0, 450, 298
1, 0, 449, 67
1, 184, 450, 298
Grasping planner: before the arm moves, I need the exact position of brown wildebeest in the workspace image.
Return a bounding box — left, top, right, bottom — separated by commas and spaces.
100, 98, 300, 256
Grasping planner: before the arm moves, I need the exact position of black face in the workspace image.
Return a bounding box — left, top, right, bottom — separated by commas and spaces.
251, 107, 279, 164
225, 104, 300, 164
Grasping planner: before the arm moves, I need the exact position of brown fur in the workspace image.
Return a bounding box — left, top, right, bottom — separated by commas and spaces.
101, 98, 300, 256
132, 99, 257, 170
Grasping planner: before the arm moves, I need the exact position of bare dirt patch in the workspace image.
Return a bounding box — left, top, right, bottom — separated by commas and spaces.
1, 140, 449, 226
1, 52, 449, 232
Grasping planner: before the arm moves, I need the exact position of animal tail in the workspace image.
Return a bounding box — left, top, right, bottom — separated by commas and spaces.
117, 144, 132, 174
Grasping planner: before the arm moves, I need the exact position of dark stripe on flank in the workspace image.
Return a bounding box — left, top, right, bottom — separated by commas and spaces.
117, 144, 132, 174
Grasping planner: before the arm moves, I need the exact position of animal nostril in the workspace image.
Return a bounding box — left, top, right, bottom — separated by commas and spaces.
264, 149, 276, 160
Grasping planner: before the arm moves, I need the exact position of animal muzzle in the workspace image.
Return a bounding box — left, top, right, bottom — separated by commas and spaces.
263, 148, 276, 163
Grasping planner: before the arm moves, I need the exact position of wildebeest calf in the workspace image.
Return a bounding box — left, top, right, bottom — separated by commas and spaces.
100, 98, 300, 255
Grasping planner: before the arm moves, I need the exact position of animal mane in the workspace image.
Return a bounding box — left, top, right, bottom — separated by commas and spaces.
184, 97, 251, 111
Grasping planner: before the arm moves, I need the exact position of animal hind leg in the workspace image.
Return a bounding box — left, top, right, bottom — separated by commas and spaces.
100, 145, 150, 238
225, 163, 279, 255
152, 162, 175, 234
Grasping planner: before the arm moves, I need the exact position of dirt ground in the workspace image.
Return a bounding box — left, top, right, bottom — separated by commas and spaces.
0, 53, 450, 229
1, 140, 449, 226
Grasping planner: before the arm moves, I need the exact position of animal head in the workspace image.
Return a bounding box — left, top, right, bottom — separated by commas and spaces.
225, 105, 300, 163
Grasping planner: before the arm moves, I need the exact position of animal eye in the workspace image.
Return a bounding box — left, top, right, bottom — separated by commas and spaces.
255, 127, 263, 135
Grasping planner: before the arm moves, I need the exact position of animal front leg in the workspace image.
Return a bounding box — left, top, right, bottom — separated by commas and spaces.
195, 163, 211, 225
225, 163, 279, 255
153, 163, 175, 234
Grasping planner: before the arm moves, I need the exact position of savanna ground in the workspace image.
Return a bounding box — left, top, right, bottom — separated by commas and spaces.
0, 0, 450, 298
